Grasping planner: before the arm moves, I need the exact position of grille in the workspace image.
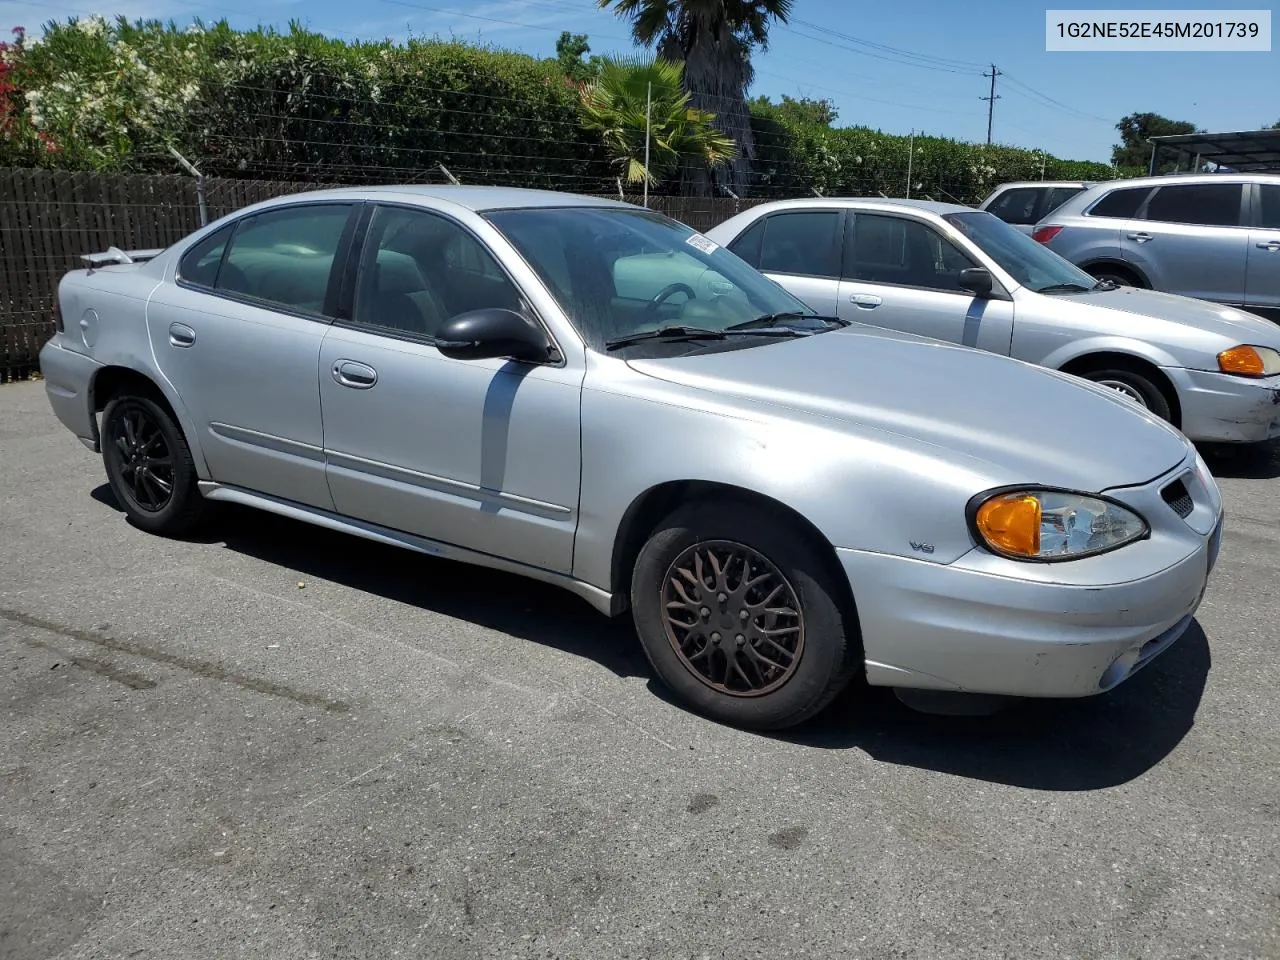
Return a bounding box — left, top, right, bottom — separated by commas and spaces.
1161, 478, 1194, 519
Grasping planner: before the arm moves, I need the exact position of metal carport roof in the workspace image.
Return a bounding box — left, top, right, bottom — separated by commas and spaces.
1146, 129, 1280, 174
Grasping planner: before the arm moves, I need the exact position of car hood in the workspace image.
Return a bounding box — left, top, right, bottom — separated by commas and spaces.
627, 327, 1191, 492
1053, 286, 1280, 344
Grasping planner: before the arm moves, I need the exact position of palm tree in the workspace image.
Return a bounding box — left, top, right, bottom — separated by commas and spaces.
579, 55, 737, 189
599, 0, 793, 196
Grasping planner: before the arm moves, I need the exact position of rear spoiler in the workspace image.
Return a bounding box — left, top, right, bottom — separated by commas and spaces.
81, 247, 165, 272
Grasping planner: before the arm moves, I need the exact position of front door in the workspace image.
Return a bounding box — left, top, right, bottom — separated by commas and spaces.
836, 211, 1014, 354
724, 208, 844, 314
317, 203, 583, 574
146, 201, 358, 508
1246, 182, 1280, 311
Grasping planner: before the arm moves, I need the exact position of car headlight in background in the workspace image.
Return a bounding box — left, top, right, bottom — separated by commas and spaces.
1217, 345, 1280, 377
969, 489, 1149, 561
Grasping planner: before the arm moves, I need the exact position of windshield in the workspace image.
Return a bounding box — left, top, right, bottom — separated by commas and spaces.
943, 210, 1100, 293
485, 206, 813, 351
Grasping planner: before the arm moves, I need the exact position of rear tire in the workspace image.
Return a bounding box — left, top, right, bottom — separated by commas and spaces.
630, 501, 861, 731
1077, 366, 1173, 423
102, 394, 205, 537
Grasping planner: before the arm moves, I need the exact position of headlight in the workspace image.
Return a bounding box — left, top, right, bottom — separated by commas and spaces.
1217, 345, 1280, 377
969, 488, 1148, 561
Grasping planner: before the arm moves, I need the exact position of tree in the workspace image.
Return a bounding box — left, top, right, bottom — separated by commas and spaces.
555, 31, 601, 84
1111, 112, 1199, 170
751, 93, 837, 127
578, 54, 736, 189
1264, 120, 1280, 130
599, 0, 792, 196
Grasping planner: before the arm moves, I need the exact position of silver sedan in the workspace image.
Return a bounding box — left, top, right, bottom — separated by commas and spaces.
40, 187, 1223, 730
705, 198, 1280, 444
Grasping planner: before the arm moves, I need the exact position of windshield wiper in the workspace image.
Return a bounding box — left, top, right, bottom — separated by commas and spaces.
604, 326, 728, 350
1092, 279, 1120, 291
1034, 283, 1093, 295
725, 311, 851, 331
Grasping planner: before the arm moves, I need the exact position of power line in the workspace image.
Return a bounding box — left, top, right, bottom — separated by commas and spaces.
788, 18, 987, 72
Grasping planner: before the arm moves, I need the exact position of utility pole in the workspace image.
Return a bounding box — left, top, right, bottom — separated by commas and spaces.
643, 81, 652, 209
981, 64, 1001, 145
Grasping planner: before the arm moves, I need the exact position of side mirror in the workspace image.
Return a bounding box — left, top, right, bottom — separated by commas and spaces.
957, 267, 994, 298
435, 308, 553, 363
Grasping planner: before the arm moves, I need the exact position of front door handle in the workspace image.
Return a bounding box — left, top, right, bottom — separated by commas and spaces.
1256, 240, 1280, 252
332, 360, 377, 389
850, 294, 882, 308
168, 322, 196, 347
1127, 232, 1154, 243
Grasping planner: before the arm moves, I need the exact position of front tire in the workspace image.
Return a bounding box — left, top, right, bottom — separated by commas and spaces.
630, 501, 861, 731
102, 394, 205, 536
1077, 366, 1173, 422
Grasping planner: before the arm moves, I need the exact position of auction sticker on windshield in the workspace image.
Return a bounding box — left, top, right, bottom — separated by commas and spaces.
686, 233, 719, 255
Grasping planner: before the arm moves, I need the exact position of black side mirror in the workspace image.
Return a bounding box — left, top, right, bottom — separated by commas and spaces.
957, 267, 994, 298
435, 308, 553, 363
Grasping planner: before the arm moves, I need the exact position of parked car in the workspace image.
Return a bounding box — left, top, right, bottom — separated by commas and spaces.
41, 187, 1223, 730
705, 197, 1280, 444
978, 180, 1094, 234
1030, 173, 1280, 314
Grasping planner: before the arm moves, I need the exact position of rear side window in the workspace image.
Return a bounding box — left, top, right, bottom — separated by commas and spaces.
1144, 183, 1243, 227
756, 211, 842, 279
986, 187, 1042, 225
1044, 186, 1085, 213
1088, 187, 1151, 219
1257, 184, 1280, 229
178, 225, 232, 287
217, 204, 354, 314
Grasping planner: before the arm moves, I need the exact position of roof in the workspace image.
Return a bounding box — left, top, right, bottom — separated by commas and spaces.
250, 184, 636, 213
987, 180, 1094, 189
1147, 128, 1280, 173
749, 196, 973, 216
1081, 171, 1278, 190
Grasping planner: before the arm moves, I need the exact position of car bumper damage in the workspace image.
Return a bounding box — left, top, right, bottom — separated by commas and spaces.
1166, 366, 1280, 444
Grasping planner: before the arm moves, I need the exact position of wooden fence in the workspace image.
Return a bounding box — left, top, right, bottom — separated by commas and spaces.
0, 167, 771, 381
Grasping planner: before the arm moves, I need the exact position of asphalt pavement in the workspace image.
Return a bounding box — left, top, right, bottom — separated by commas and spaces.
1, 378, 1277, 960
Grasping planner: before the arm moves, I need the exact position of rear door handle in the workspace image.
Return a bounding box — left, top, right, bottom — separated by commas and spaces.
1256, 240, 1280, 252
1127, 232, 1154, 243
332, 360, 377, 389
850, 294, 882, 308
168, 322, 196, 347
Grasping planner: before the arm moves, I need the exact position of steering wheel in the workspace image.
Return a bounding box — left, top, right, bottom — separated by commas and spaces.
642, 282, 696, 324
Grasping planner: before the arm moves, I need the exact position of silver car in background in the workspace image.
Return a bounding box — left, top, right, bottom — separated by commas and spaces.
706, 197, 1280, 444
1031, 173, 1280, 313
978, 180, 1094, 235
41, 187, 1222, 731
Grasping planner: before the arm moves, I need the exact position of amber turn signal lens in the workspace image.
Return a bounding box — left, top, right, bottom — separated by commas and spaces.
1218, 345, 1266, 376
975, 493, 1042, 557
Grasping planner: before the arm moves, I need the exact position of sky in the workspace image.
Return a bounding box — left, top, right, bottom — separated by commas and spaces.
1, 0, 1275, 164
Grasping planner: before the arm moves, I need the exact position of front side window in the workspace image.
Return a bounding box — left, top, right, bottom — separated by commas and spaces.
485, 206, 811, 351
1088, 187, 1152, 220
1143, 183, 1243, 227
351, 206, 525, 338
217, 204, 354, 314
986, 187, 1042, 225
945, 211, 1100, 293
849, 214, 978, 292
756, 211, 842, 278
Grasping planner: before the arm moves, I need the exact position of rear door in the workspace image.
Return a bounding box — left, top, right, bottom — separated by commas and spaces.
836, 211, 1014, 353
1245, 182, 1280, 310
1121, 181, 1249, 303
724, 209, 844, 313
146, 201, 358, 508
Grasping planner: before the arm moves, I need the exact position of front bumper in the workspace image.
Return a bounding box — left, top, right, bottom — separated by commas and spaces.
839, 510, 1222, 700
1163, 366, 1280, 444
39, 336, 102, 450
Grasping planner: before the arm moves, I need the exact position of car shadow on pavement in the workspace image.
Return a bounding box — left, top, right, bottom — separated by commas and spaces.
1199, 440, 1280, 479
781, 620, 1211, 791
93, 484, 1211, 791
